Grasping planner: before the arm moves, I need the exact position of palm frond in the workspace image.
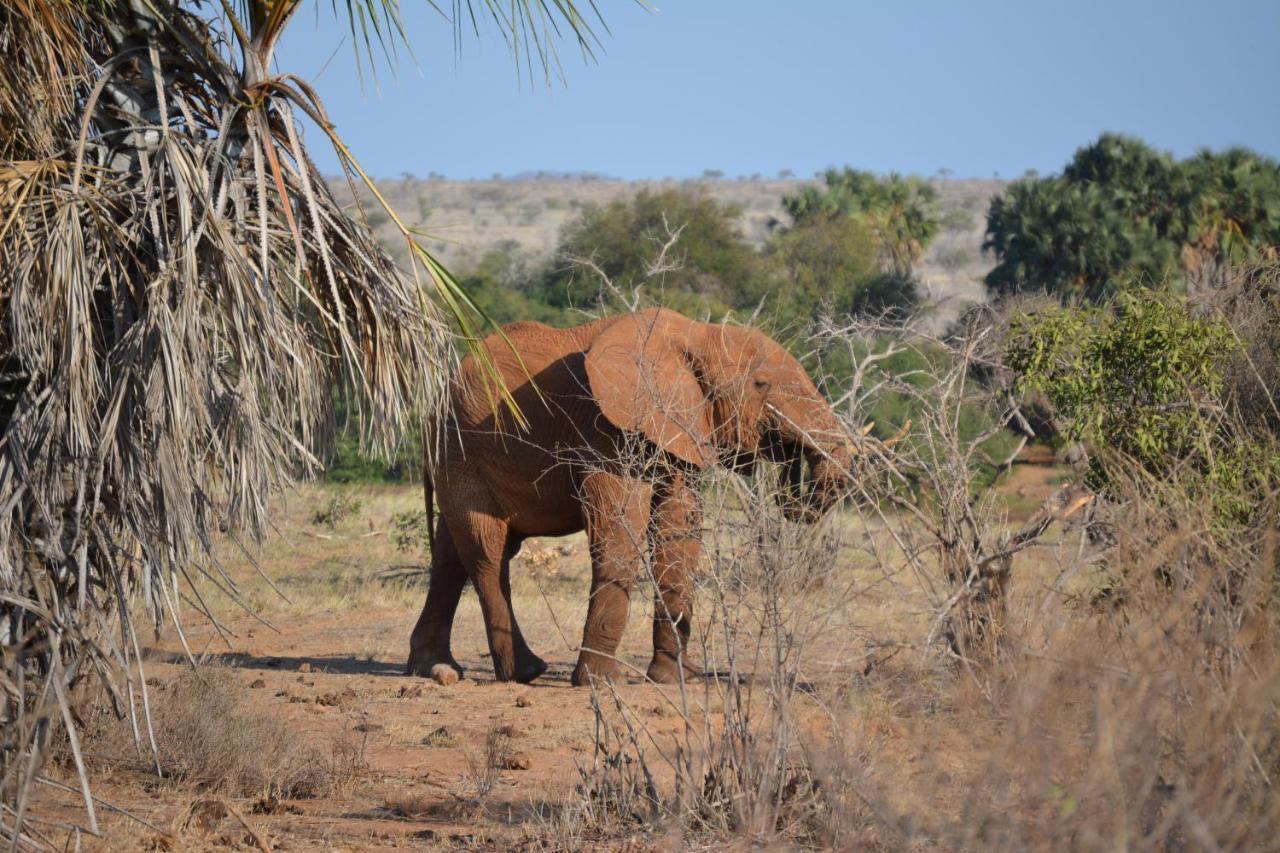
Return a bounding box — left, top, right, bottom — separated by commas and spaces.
0, 0, 614, 842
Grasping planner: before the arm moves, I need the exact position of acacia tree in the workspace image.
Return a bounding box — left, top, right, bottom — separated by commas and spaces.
539, 187, 766, 318
0, 0, 602, 842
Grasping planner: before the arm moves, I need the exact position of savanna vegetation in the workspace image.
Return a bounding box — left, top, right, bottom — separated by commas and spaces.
4, 0, 1279, 843
0, 0, 601, 845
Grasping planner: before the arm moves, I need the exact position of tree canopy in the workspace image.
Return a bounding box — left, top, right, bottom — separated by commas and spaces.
985, 134, 1280, 301
537, 188, 766, 319
783, 168, 941, 279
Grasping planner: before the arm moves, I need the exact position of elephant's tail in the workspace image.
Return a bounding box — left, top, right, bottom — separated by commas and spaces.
422, 437, 435, 560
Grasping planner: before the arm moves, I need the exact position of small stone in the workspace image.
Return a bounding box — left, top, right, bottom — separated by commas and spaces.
297, 662, 312, 673
515, 694, 532, 708
249, 678, 266, 689
429, 663, 459, 686
496, 754, 530, 770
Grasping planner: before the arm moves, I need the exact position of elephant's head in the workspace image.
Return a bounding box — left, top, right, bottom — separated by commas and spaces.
585, 308, 895, 522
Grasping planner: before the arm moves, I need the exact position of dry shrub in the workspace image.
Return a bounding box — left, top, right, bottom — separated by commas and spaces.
458, 725, 518, 809
557, 297, 1280, 851
84, 667, 364, 801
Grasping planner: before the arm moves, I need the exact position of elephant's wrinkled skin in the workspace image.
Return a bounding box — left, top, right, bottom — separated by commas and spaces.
407, 308, 858, 687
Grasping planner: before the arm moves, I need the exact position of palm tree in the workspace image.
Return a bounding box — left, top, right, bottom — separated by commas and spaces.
0, 1, 604, 841
782, 168, 939, 279
1181, 148, 1280, 292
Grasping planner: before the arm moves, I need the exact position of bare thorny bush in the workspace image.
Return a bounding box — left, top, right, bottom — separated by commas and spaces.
549, 282, 1279, 848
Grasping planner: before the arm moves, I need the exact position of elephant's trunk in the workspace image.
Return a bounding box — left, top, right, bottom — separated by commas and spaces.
777, 443, 854, 523
775, 420, 909, 523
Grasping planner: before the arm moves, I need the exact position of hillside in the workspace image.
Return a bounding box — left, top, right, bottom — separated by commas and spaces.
352, 176, 1006, 323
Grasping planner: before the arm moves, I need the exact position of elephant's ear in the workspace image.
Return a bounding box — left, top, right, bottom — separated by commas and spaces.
585, 309, 714, 468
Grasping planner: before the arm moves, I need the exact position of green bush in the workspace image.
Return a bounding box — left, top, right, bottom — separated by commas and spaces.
754, 216, 916, 327
783, 168, 940, 279
1005, 288, 1280, 527
460, 242, 575, 327
324, 391, 422, 483
537, 187, 765, 317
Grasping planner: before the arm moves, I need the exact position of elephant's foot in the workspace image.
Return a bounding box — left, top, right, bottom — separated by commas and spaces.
645, 652, 701, 684
513, 652, 549, 685
570, 652, 621, 687
492, 649, 549, 684
407, 652, 464, 686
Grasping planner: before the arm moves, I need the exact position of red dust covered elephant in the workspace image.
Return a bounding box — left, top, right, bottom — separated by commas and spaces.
407, 308, 895, 686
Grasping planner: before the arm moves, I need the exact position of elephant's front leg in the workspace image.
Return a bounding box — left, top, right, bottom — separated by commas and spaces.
647, 472, 702, 683
571, 472, 653, 687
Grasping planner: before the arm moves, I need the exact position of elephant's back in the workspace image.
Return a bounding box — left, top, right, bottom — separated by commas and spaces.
442, 317, 619, 535
450, 316, 621, 426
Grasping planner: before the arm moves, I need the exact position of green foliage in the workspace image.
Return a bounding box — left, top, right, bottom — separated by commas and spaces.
391, 510, 431, 556
325, 434, 419, 483
985, 134, 1280, 301
1006, 289, 1279, 527
538, 187, 763, 317
755, 217, 915, 326
312, 491, 364, 529
1007, 291, 1232, 468
325, 394, 422, 483
783, 168, 941, 278
461, 243, 575, 327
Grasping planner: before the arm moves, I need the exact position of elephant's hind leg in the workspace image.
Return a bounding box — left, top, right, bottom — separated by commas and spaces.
500, 535, 548, 684
443, 510, 539, 683
407, 520, 467, 684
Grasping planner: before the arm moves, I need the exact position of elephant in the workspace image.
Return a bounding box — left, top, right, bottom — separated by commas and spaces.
406, 307, 889, 687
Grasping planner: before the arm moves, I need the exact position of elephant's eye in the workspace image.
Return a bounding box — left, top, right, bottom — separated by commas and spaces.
753, 378, 771, 392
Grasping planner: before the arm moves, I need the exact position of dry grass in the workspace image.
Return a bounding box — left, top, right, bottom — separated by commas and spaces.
78, 666, 366, 802
534, 310, 1280, 851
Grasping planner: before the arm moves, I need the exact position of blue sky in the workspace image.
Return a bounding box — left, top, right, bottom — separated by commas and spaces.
274, 0, 1280, 180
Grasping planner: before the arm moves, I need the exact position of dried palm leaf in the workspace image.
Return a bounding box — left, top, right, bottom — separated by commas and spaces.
0, 0, 607, 844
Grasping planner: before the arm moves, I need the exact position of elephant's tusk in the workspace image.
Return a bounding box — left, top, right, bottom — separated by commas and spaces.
882, 420, 911, 450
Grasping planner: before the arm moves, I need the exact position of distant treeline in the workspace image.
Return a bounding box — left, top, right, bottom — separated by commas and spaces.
327, 134, 1280, 481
